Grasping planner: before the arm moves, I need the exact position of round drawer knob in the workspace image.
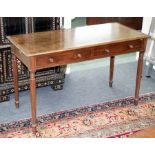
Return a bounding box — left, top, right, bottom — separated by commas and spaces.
49, 57, 54, 63
77, 53, 82, 58
129, 45, 134, 49
104, 49, 110, 53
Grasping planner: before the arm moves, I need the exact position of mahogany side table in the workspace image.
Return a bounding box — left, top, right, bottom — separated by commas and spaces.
7, 23, 148, 134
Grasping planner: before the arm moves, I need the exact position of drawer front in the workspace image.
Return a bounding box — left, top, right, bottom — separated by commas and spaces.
36, 48, 92, 69
93, 39, 143, 57
36, 39, 143, 69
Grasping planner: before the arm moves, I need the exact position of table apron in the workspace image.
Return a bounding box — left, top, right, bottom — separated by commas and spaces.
34, 39, 145, 70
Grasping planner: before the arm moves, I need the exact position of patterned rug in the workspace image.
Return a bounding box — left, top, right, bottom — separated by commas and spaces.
0, 92, 155, 138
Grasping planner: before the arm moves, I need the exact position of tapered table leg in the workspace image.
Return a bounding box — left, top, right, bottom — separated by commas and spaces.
109, 56, 115, 87
12, 54, 19, 108
30, 71, 37, 134
135, 52, 144, 105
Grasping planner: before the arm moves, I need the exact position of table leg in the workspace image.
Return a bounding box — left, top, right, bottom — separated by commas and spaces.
109, 56, 115, 87
12, 54, 19, 108
135, 52, 144, 105
29, 71, 37, 134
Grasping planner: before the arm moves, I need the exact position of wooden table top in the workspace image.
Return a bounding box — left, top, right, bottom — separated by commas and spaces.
7, 23, 148, 57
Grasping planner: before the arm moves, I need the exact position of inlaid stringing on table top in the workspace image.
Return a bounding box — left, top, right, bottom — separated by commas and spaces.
7, 23, 149, 135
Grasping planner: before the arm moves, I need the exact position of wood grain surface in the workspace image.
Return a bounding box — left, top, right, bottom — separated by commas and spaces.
7, 23, 148, 56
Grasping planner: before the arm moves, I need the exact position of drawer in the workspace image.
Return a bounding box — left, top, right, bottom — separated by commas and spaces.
93, 39, 143, 57
35, 39, 143, 69
36, 48, 92, 69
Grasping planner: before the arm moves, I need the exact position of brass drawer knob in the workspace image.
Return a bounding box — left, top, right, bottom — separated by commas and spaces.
129, 45, 134, 49
49, 57, 54, 63
77, 53, 82, 58
104, 49, 110, 53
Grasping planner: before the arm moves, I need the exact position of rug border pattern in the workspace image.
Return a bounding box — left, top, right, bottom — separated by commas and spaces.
0, 92, 155, 133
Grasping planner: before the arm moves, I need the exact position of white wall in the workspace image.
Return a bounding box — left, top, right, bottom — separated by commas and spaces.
142, 17, 152, 34
63, 17, 75, 29
136, 17, 152, 60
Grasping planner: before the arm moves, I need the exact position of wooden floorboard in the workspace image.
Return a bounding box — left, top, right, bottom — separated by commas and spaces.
129, 126, 155, 138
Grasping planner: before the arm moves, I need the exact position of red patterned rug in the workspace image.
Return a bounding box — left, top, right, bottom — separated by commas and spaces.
0, 92, 155, 138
